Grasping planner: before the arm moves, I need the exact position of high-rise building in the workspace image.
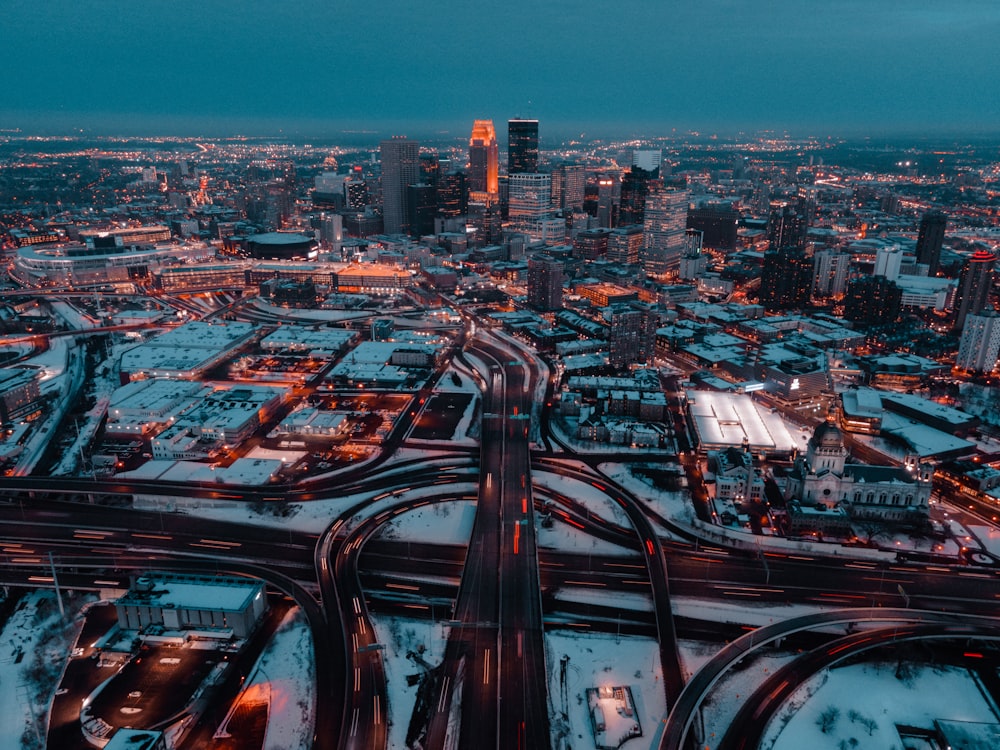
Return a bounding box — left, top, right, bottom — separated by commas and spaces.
551, 164, 586, 211
760, 246, 813, 310
687, 202, 739, 250
915, 210, 947, 276
596, 175, 618, 228
343, 177, 370, 209
508, 118, 539, 174
606, 304, 654, 368
767, 199, 807, 250
407, 184, 437, 237
619, 167, 655, 226
607, 225, 644, 265
843, 275, 902, 324
527, 254, 563, 311
436, 171, 467, 218
508, 173, 552, 241
641, 188, 689, 275
380, 137, 420, 235
811, 248, 851, 297
957, 311, 1000, 372
468, 120, 499, 197
631, 149, 662, 174
573, 228, 611, 260
954, 249, 996, 330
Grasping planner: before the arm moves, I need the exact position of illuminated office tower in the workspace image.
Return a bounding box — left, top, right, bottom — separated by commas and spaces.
551, 164, 586, 211
957, 311, 1000, 372
760, 246, 813, 311
916, 210, 947, 276
767, 199, 806, 250
509, 173, 552, 241
468, 120, 499, 198
380, 136, 420, 235
527, 254, 563, 311
631, 149, 662, 174
508, 118, 539, 174
641, 187, 688, 275
607, 225, 644, 265
954, 249, 996, 330
811, 248, 851, 297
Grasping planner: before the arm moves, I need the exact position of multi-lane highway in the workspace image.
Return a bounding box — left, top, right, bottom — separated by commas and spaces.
4, 317, 1000, 750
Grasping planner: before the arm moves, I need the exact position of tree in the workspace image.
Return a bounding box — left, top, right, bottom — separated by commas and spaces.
817, 706, 840, 734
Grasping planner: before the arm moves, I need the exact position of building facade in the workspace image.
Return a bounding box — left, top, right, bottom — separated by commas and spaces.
641, 188, 689, 275
508, 118, 539, 174
380, 137, 420, 235
957, 310, 1000, 372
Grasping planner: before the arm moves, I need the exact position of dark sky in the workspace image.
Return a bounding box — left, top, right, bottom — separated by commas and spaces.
5, 0, 999, 138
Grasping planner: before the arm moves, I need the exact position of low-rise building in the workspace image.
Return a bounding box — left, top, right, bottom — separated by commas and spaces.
115, 573, 267, 639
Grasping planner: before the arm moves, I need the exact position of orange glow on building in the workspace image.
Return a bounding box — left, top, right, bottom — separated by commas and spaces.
469, 119, 499, 196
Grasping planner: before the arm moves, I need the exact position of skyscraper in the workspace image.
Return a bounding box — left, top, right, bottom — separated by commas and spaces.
954, 249, 996, 330
527, 254, 563, 311
380, 137, 420, 235
843, 275, 902, 324
767, 199, 807, 250
468, 120, 499, 197
508, 118, 539, 174
957, 311, 1000, 372
606, 303, 656, 368
641, 187, 689, 275
811, 248, 851, 298
915, 210, 947, 276
508, 173, 552, 241
551, 164, 586, 211
760, 246, 813, 311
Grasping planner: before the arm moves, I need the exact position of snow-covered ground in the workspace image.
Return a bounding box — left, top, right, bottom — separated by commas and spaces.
0, 590, 93, 750
177, 481, 479, 535
220, 607, 315, 750
763, 662, 1000, 750
600, 462, 696, 528
534, 470, 632, 529
369, 614, 449, 750
547, 631, 665, 750
375, 500, 476, 546
697, 645, 803, 747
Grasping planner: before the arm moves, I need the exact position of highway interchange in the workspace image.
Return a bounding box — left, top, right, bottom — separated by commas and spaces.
2, 320, 1000, 750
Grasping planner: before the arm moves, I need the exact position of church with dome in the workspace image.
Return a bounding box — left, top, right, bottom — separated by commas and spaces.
784, 418, 933, 524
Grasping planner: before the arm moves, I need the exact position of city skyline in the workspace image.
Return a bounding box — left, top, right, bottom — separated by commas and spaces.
4, 1, 1000, 138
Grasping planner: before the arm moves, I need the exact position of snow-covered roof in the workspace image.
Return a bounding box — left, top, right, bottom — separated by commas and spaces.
118, 573, 262, 613
685, 390, 798, 454
880, 412, 977, 459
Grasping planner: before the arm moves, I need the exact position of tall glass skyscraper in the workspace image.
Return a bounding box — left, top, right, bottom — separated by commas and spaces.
641, 188, 689, 275
468, 120, 499, 197
954, 249, 996, 330
915, 210, 947, 276
379, 137, 420, 235
508, 118, 539, 174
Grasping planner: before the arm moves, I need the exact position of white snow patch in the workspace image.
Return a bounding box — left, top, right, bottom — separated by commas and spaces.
369, 615, 449, 750
376, 500, 476, 546
229, 607, 315, 750
0, 590, 92, 749
764, 662, 1000, 750
547, 631, 665, 750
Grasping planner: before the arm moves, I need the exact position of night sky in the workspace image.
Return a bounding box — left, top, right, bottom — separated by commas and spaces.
5, 0, 999, 138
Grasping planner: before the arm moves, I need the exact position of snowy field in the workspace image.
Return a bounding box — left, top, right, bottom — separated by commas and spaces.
0, 590, 94, 750
226, 607, 315, 750
369, 614, 449, 750
186, 480, 479, 535
375, 500, 476, 546
546, 631, 665, 750
764, 662, 1000, 750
